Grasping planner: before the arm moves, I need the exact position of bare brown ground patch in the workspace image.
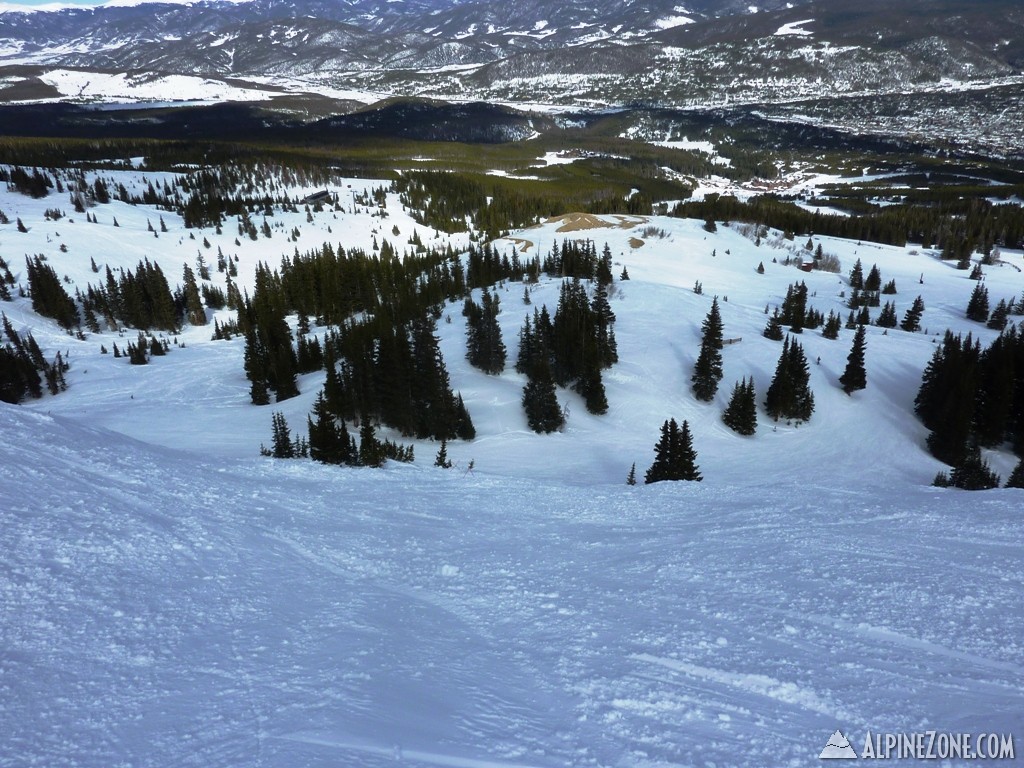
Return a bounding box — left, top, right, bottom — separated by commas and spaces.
532, 213, 652, 233
543, 213, 613, 232
629, 237, 645, 249
507, 237, 534, 253
611, 215, 649, 230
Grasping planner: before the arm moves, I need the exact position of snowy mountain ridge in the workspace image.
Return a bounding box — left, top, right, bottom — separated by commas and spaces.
0, 0, 1021, 144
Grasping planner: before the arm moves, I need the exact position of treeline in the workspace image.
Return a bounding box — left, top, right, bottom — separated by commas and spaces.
395, 170, 568, 239
673, 195, 1024, 254
393, 170, 662, 241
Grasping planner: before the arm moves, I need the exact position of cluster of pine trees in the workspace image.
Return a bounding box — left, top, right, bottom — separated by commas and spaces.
82, 261, 179, 333
25, 256, 79, 330
965, 282, 1022, 330
765, 336, 815, 423
464, 289, 506, 374
3, 166, 54, 198
0, 313, 68, 403
916, 326, 1024, 488
264, 400, 415, 468
640, 418, 702, 483
517, 276, 617, 430
330, 316, 475, 441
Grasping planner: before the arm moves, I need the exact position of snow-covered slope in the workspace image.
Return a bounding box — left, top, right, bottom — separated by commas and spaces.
3, 401, 1022, 767
2, 164, 1023, 766
3, 166, 1024, 485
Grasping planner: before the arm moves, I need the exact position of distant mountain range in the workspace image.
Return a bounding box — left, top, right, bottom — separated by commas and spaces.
0, 0, 1022, 153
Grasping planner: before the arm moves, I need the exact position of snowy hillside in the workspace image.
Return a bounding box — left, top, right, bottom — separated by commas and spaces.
3, 165, 1024, 485
2, 162, 1024, 766
3, 402, 1023, 767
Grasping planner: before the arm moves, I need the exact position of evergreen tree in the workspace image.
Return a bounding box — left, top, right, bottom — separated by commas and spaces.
821, 311, 841, 340
915, 331, 979, 466
434, 439, 453, 468
948, 444, 1001, 490
455, 393, 476, 441
839, 324, 867, 394
692, 297, 724, 401
722, 377, 757, 436
465, 289, 506, 374
986, 298, 1011, 330
626, 462, 637, 486
674, 420, 702, 482
876, 301, 898, 328
966, 283, 990, 322
900, 296, 925, 333
358, 419, 385, 467
644, 418, 701, 483
973, 328, 1015, 449
270, 411, 296, 459
308, 392, 353, 465
523, 356, 564, 433
25, 255, 79, 330
127, 334, 148, 365
779, 281, 808, 333
1005, 459, 1024, 489
765, 336, 815, 422
762, 310, 784, 341
864, 264, 882, 295
182, 263, 206, 326
591, 281, 618, 368
596, 242, 614, 286
848, 258, 864, 290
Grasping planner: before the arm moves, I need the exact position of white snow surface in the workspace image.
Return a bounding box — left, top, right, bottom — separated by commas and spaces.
774, 19, 814, 37
37, 69, 274, 103
1, 167, 1023, 766
653, 15, 694, 30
